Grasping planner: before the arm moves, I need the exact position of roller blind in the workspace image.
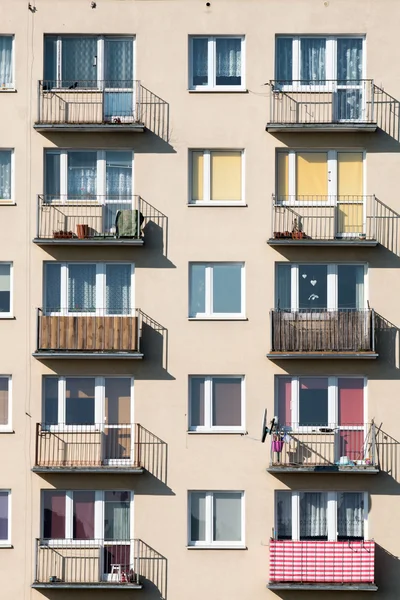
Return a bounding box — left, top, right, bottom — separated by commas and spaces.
210, 151, 241, 201
296, 152, 328, 197
191, 152, 204, 201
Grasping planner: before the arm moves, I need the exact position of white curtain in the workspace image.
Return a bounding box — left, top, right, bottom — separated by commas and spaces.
300, 38, 326, 82
337, 38, 363, 81
68, 264, 96, 312
104, 495, 130, 540
216, 38, 241, 83
0, 37, 12, 87
213, 493, 242, 542
0, 151, 11, 200
106, 152, 132, 198
192, 38, 208, 85
276, 491, 292, 539
67, 152, 97, 199
338, 492, 363, 538
106, 264, 131, 315
300, 492, 327, 538
276, 37, 293, 83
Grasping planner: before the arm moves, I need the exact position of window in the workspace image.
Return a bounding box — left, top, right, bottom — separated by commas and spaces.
276, 36, 365, 83
189, 263, 245, 318
44, 262, 134, 315
188, 491, 244, 547
43, 376, 132, 427
189, 376, 244, 432
276, 263, 366, 311
0, 263, 12, 317
0, 491, 10, 545
45, 150, 133, 201
276, 491, 366, 541
0, 150, 13, 201
0, 377, 11, 431
190, 150, 244, 204
44, 35, 134, 88
0, 36, 14, 89
189, 36, 245, 90
42, 490, 132, 540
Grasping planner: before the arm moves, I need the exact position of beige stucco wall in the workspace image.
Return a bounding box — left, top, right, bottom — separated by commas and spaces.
0, 0, 400, 598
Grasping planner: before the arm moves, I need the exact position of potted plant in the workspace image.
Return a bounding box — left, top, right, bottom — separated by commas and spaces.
76, 224, 89, 239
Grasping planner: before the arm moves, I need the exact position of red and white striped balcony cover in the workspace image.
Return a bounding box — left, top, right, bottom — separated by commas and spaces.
269, 540, 375, 584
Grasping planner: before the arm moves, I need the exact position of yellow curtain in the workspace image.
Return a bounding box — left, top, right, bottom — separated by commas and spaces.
191, 152, 204, 201
211, 151, 242, 201
337, 152, 363, 233
277, 152, 288, 199
296, 152, 328, 198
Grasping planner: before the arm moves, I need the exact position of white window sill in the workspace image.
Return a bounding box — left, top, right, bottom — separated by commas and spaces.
187, 544, 246, 550
188, 316, 247, 321
188, 88, 247, 94
188, 429, 246, 435
0, 428, 14, 434
0, 544, 12, 548
187, 202, 247, 208
0, 316, 14, 320
0, 89, 16, 93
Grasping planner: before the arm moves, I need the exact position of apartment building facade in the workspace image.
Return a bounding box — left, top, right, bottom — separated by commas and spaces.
0, 0, 399, 599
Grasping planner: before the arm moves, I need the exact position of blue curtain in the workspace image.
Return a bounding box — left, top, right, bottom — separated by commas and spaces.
61, 37, 97, 87
45, 263, 61, 312
276, 37, 293, 83
104, 39, 133, 87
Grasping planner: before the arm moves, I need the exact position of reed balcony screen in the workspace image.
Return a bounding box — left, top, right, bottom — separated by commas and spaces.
36, 308, 141, 355
270, 309, 376, 356
269, 423, 378, 473
36, 195, 144, 243
267, 80, 376, 131
270, 195, 377, 243
36, 80, 144, 129
269, 540, 376, 589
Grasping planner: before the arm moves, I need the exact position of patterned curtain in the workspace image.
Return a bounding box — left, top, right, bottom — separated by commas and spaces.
106, 152, 132, 198
216, 38, 242, 84
68, 264, 96, 312
337, 38, 363, 81
338, 492, 363, 538
105, 38, 133, 87
276, 37, 293, 83
67, 152, 97, 199
0, 37, 12, 87
106, 264, 131, 315
61, 37, 97, 87
0, 151, 11, 200
300, 492, 328, 539
300, 38, 326, 83
192, 38, 208, 86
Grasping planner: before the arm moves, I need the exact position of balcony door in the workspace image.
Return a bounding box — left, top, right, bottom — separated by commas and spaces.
334, 38, 365, 122
337, 152, 364, 237
103, 378, 134, 465
103, 38, 135, 123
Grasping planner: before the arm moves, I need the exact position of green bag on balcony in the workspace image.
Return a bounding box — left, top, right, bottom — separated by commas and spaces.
115, 209, 144, 238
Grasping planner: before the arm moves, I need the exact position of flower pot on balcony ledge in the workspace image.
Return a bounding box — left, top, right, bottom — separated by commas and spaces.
77, 224, 89, 239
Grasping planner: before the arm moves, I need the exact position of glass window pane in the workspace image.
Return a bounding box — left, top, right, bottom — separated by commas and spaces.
192, 38, 208, 86
68, 264, 96, 312
44, 36, 57, 84
45, 263, 61, 312
300, 38, 326, 83
216, 38, 241, 86
299, 378, 328, 426
338, 378, 364, 426
190, 492, 206, 542
276, 264, 291, 310
43, 378, 58, 425
0, 492, 8, 540
277, 152, 289, 200
0, 378, 8, 426
276, 491, 292, 540
337, 38, 363, 81
0, 264, 10, 313
104, 491, 130, 540
338, 265, 364, 310
45, 152, 61, 199
191, 152, 204, 202
73, 491, 95, 540
65, 378, 95, 425
106, 264, 131, 315
276, 37, 293, 83
189, 264, 206, 317
299, 264, 327, 310
61, 37, 97, 86
210, 152, 241, 201
0, 151, 11, 200
277, 377, 292, 427
338, 492, 364, 540
190, 378, 205, 427
0, 36, 13, 87
104, 38, 133, 86
67, 152, 97, 199
43, 491, 66, 539
212, 378, 242, 427
105, 378, 131, 424
300, 492, 327, 540
213, 492, 242, 542
106, 151, 132, 198
212, 264, 242, 314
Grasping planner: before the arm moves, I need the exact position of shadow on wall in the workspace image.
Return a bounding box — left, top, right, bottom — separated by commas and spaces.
375, 544, 400, 596
138, 540, 168, 600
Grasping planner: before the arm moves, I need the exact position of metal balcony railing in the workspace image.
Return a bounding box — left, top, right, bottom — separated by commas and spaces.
267, 79, 376, 127
35, 195, 144, 242
270, 195, 377, 242
269, 540, 376, 587
270, 309, 376, 355
36, 308, 142, 355
269, 422, 378, 472
36, 80, 143, 126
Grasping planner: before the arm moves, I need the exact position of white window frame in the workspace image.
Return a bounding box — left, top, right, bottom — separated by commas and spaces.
44, 35, 135, 89
275, 490, 368, 542
0, 35, 15, 90
188, 375, 245, 433
0, 149, 14, 204
189, 262, 245, 319
44, 149, 134, 203
275, 35, 366, 90
0, 490, 11, 546
275, 262, 368, 312
188, 491, 245, 548
0, 376, 12, 433
41, 490, 134, 547
0, 262, 13, 319
275, 375, 367, 434
43, 375, 134, 432
188, 149, 245, 206
44, 261, 135, 316
189, 36, 245, 91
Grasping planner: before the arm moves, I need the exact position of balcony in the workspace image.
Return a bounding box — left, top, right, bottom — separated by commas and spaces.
268, 423, 378, 474
33, 195, 147, 246
268, 540, 377, 591
35, 80, 148, 132
33, 423, 166, 474
33, 538, 146, 589
268, 309, 378, 359
268, 195, 378, 247
33, 308, 143, 359
266, 79, 378, 132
